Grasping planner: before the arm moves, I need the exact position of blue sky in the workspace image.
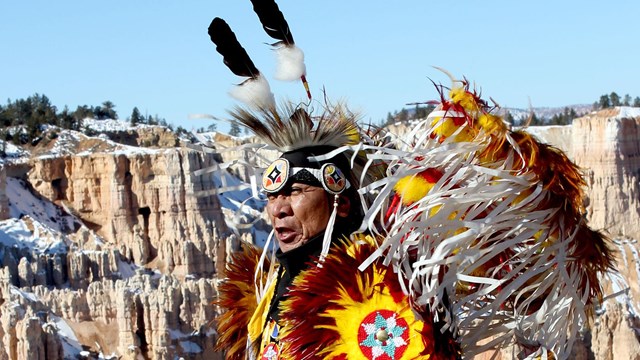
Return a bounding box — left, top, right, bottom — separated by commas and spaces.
2, 1, 639, 133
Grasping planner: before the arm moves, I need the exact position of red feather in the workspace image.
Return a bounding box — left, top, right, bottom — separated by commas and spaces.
213, 244, 270, 359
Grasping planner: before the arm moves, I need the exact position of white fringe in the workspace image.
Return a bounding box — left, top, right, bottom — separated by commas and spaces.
358, 117, 594, 358
319, 195, 339, 264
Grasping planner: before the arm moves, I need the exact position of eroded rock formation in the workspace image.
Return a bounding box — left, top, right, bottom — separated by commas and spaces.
27, 147, 226, 276
0, 130, 231, 359
572, 109, 640, 241
527, 108, 640, 240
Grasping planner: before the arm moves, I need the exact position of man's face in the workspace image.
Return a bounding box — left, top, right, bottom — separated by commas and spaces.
266, 182, 331, 253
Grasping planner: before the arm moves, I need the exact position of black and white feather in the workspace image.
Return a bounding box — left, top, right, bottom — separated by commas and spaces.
249, 0, 307, 84
208, 17, 275, 109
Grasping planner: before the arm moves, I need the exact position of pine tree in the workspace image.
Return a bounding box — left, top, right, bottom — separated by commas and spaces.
102, 101, 118, 119
609, 92, 621, 107
156, 117, 168, 126
504, 111, 515, 125
74, 105, 93, 121
385, 112, 394, 125
59, 106, 78, 130
31, 94, 58, 126
414, 105, 434, 120
175, 126, 187, 136
385, 112, 395, 125
229, 121, 241, 136
623, 94, 632, 106
528, 113, 543, 126
130, 107, 143, 126
397, 109, 409, 122
0, 103, 10, 127
92, 106, 106, 120
414, 105, 424, 120
0, 133, 6, 157
569, 108, 577, 119
599, 95, 611, 109
548, 107, 574, 126
634, 97, 640, 107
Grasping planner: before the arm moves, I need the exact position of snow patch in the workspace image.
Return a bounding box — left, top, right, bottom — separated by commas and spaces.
0, 140, 30, 163
48, 315, 84, 358
116, 257, 138, 279
37, 130, 83, 158
211, 171, 269, 246
10, 286, 38, 302
0, 218, 67, 254
616, 106, 640, 119
1, 177, 72, 254
180, 341, 202, 354
7, 177, 76, 234
83, 117, 155, 132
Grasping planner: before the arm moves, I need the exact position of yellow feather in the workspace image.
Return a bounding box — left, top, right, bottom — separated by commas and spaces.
477, 113, 507, 134
394, 175, 436, 205
450, 88, 479, 111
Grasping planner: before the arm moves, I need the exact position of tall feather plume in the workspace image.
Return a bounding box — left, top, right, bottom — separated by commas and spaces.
249, 0, 311, 99
208, 17, 275, 109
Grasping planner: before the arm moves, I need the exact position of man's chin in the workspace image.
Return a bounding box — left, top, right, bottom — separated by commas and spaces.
278, 238, 306, 253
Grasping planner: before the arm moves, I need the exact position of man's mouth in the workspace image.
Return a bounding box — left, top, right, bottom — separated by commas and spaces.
275, 227, 298, 243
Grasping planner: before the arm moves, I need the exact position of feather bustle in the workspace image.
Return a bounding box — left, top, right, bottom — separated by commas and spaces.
213, 243, 270, 359
360, 76, 615, 357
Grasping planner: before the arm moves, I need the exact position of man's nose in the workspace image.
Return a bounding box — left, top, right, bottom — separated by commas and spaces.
269, 195, 292, 218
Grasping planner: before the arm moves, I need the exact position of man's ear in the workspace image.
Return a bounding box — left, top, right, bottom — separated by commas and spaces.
336, 195, 351, 218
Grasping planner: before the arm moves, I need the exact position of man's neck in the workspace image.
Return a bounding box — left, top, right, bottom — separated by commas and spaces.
276, 230, 325, 279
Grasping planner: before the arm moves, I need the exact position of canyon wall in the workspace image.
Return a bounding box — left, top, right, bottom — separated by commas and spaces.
0, 135, 232, 359
27, 147, 227, 276
528, 108, 640, 241
572, 109, 640, 240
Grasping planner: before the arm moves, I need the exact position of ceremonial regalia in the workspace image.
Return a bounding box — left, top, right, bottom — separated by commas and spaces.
199, 2, 615, 359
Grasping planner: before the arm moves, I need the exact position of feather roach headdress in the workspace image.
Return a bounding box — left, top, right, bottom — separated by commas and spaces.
231, 102, 386, 263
